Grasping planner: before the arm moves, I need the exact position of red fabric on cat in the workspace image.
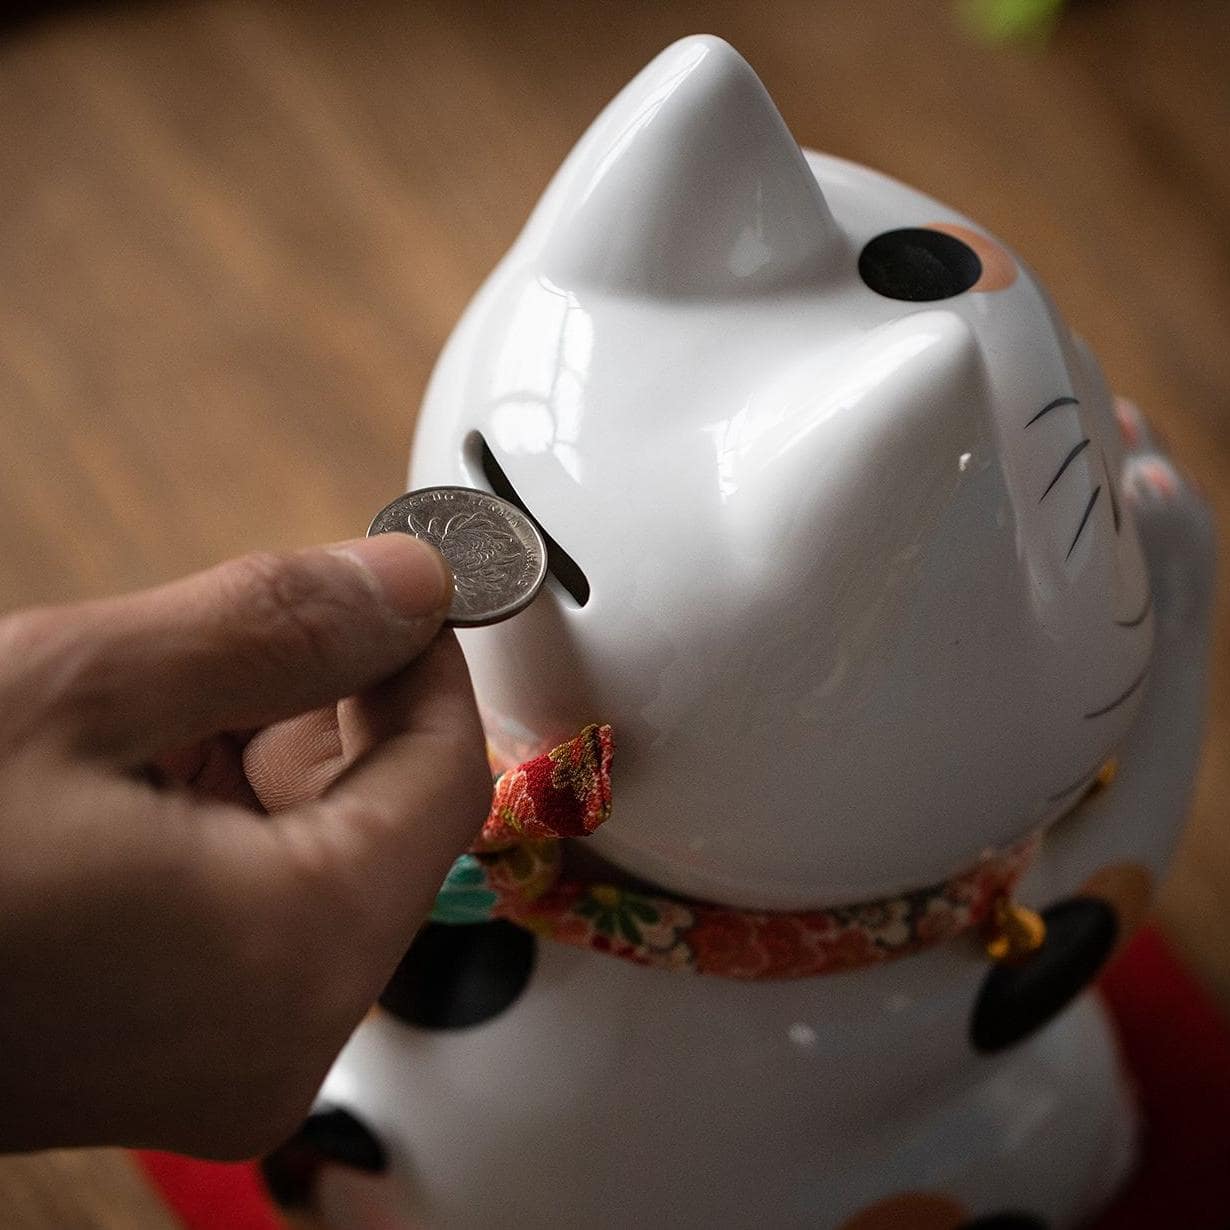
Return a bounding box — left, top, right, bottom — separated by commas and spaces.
476, 722, 613, 849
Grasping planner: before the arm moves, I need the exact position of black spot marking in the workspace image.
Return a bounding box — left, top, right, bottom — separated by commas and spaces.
380, 919, 536, 1030
961, 1215, 1049, 1230
858, 228, 982, 301
971, 897, 1118, 1054
261, 1107, 386, 1209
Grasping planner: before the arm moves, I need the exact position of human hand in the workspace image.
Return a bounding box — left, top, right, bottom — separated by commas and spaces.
0, 536, 491, 1158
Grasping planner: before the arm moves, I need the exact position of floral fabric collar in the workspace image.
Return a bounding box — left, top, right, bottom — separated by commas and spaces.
431, 725, 1039, 980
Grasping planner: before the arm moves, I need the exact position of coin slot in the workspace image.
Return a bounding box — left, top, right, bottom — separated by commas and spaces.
465, 433, 590, 608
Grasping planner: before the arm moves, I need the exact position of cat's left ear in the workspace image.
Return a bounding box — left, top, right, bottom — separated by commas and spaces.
518, 35, 842, 297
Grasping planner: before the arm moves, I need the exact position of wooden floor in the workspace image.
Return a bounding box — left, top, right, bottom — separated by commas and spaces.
0, 0, 1226, 1224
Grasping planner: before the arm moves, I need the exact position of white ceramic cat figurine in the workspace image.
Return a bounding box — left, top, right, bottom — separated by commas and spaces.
265, 36, 1214, 1230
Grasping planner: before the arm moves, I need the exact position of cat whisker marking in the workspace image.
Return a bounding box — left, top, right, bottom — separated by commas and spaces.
1102, 447, 1122, 532
1040, 438, 1090, 501
1025, 395, 1079, 428
1114, 592, 1153, 629
1084, 662, 1150, 720
1047, 760, 1107, 803
1065, 485, 1101, 559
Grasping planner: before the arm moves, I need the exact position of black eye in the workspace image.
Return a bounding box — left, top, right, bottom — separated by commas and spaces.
859, 227, 982, 301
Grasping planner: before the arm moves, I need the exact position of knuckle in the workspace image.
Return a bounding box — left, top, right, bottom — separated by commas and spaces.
224, 550, 375, 670
0, 608, 59, 683
0, 611, 42, 698
0, 606, 47, 652
0, 607, 92, 741
226, 551, 317, 624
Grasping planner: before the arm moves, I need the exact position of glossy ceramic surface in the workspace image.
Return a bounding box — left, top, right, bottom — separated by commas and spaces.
318, 35, 1214, 1229
413, 35, 1154, 909
323, 933, 1135, 1228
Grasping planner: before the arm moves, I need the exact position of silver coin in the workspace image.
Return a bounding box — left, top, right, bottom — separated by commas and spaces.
367, 487, 548, 627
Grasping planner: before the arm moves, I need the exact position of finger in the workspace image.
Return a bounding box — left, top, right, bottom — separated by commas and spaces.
275, 633, 492, 945
15, 535, 453, 762
244, 689, 405, 813
242, 686, 402, 814
243, 707, 347, 812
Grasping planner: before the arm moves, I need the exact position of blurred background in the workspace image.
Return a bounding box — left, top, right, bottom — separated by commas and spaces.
0, 0, 1225, 1224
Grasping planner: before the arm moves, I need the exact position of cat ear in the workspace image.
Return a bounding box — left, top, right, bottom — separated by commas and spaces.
520, 35, 841, 297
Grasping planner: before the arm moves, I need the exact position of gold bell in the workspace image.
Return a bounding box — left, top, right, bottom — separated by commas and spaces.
984, 897, 1047, 965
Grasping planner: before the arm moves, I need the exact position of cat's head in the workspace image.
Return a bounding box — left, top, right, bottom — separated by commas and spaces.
411, 36, 1152, 908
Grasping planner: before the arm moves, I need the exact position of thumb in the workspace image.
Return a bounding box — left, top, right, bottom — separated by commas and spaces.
20, 535, 454, 761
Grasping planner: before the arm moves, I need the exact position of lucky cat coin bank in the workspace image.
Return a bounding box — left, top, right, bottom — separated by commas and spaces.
264, 35, 1214, 1229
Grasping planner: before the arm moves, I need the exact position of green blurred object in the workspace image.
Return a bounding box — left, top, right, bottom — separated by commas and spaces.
959, 0, 1067, 43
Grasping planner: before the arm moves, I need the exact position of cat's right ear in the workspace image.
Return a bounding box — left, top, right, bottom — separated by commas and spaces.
519, 35, 843, 298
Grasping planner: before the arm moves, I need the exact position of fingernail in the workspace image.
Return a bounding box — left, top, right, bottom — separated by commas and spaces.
329, 535, 453, 619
